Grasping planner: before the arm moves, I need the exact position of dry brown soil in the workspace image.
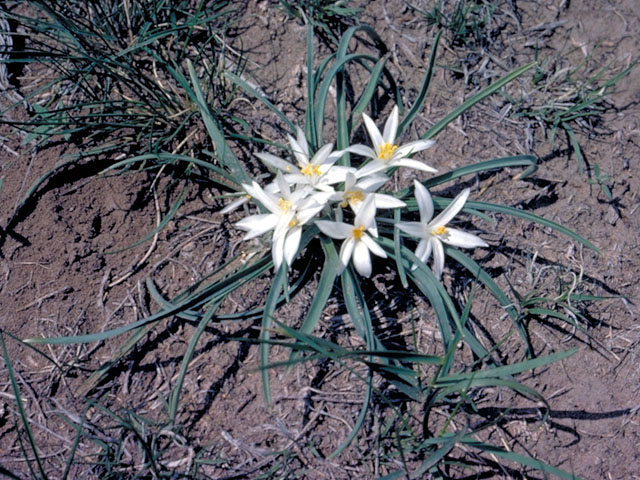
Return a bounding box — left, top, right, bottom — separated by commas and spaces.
0, 0, 639, 478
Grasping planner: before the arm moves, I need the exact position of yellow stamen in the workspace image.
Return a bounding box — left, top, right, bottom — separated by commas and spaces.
245, 194, 252, 199
378, 142, 398, 161
278, 198, 292, 213
300, 163, 322, 177
344, 189, 364, 206
352, 225, 366, 240
288, 218, 299, 228
434, 225, 448, 236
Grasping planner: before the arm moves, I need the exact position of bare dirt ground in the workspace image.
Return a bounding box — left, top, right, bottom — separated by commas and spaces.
0, 0, 639, 478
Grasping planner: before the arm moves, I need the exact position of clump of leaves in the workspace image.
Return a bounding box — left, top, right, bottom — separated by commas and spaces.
2, 0, 242, 159
277, 0, 361, 46
410, 0, 502, 50
509, 43, 638, 199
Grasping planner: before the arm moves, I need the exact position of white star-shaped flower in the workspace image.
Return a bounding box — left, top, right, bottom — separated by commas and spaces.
256, 126, 352, 191
396, 180, 488, 278
315, 195, 387, 277
346, 106, 437, 177
236, 173, 327, 269
329, 172, 406, 214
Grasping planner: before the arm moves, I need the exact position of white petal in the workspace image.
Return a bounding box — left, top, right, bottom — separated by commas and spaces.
358, 174, 389, 191
275, 171, 290, 199
355, 195, 377, 230
411, 239, 431, 270
327, 147, 346, 161
236, 214, 278, 239
290, 185, 313, 203
348, 193, 367, 214
243, 181, 280, 213
256, 152, 297, 173
355, 160, 387, 178
264, 180, 280, 194
344, 144, 377, 159
273, 211, 296, 238
431, 188, 470, 227
313, 143, 336, 166
322, 165, 354, 184
353, 241, 373, 277
394, 139, 436, 159
382, 105, 399, 144
284, 173, 308, 186
312, 181, 338, 193
329, 191, 345, 204
391, 158, 437, 173
220, 195, 248, 214
362, 112, 385, 150
413, 180, 434, 223
441, 228, 488, 249
432, 238, 445, 279
296, 203, 324, 225
295, 126, 310, 157
288, 132, 309, 166
410, 239, 432, 271
396, 221, 425, 238
415, 238, 432, 264
343, 171, 357, 191
373, 193, 406, 209
306, 190, 333, 206
361, 234, 387, 259
315, 220, 353, 239
271, 229, 285, 269
283, 226, 302, 266
339, 237, 355, 273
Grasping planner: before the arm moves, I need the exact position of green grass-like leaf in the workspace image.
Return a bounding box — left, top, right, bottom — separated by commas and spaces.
467, 200, 599, 252
168, 301, 220, 422
422, 62, 536, 140
1, 332, 48, 479
260, 264, 288, 405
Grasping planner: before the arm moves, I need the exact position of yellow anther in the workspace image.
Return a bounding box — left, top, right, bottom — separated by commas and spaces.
352, 225, 366, 240
378, 142, 398, 161
344, 189, 364, 206
288, 218, 299, 228
434, 225, 448, 236
278, 198, 292, 213
300, 163, 322, 177
245, 194, 252, 199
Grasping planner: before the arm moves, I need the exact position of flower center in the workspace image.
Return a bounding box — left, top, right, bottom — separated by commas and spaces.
434, 225, 448, 236
341, 189, 364, 208
352, 225, 366, 240
300, 163, 322, 177
278, 198, 292, 213
378, 142, 398, 161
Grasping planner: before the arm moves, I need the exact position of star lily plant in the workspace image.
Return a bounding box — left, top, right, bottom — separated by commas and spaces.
223, 106, 488, 279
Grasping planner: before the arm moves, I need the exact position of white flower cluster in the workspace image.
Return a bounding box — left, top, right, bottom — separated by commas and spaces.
222, 106, 487, 278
